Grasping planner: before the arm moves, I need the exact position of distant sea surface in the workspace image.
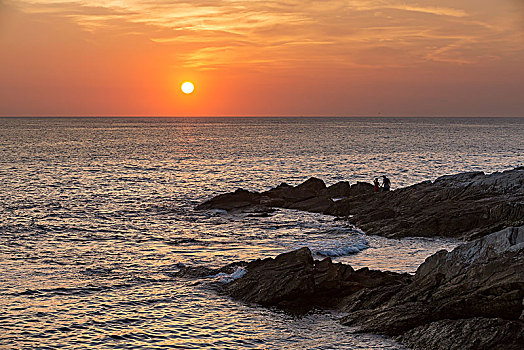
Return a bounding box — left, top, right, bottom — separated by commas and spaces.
1, 117, 523, 349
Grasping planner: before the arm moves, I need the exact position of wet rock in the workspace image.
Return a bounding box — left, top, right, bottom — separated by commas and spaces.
341, 226, 524, 349
340, 283, 407, 313
245, 212, 272, 218
295, 177, 327, 193
195, 177, 330, 213
262, 177, 327, 205
176, 262, 247, 279
222, 247, 410, 310
348, 182, 375, 197
397, 318, 524, 350
222, 247, 316, 308
287, 197, 334, 213
195, 188, 261, 211
331, 167, 524, 239
323, 181, 351, 198
196, 168, 524, 239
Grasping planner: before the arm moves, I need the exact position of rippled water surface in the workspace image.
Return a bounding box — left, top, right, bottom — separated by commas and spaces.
1, 117, 523, 349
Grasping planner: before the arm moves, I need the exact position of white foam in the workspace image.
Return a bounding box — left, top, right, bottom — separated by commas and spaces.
210, 209, 228, 215
315, 240, 369, 257
209, 266, 247, 283
296, 237, 369, 257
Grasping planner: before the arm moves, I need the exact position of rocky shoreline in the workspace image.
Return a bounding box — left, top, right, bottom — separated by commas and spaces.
341, 225, 524, 349
191, 168, 524, 349
196, 167, 524, 240
176, 226, 524, 350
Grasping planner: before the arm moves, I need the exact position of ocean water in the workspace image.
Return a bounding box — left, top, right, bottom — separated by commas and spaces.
1, 117, 523, 349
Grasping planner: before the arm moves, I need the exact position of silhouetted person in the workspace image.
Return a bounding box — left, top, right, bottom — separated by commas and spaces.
382, 175, 391, 191
374, 178, 380, 192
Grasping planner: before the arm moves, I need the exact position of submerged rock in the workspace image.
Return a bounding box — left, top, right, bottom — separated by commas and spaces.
341, 225, 524, 349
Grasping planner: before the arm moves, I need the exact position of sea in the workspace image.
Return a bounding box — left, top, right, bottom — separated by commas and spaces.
1, 117, 523, 349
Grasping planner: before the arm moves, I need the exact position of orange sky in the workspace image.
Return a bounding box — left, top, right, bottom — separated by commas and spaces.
1, 0, 523, 116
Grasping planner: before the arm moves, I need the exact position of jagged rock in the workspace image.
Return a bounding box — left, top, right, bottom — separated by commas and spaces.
175, 262, 247, 278
397, 318, 524, 350
348, 182, 375, 197
287, 197, 334, 213
295, 177, 327, 193
341, 226, 524, 349
197, 168, 524, 240
262, 177, 327, 205
195, 177, 331, 213
195, 188, 261, 211
222, 247, 410, 310
329, 167, 524, 239
322, 181, 351, 198
340, 283, 407, 313
434, 167, 524, 193
194, 171, 524, 348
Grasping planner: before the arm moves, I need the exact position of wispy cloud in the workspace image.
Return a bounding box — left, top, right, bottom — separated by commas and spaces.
10, 0, 524, 70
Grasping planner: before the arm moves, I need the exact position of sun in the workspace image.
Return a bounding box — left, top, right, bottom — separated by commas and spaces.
181, 81, 194, 94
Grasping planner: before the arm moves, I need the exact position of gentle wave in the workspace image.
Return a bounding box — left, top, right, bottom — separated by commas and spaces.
315, 240, 369, 257
294, 236, 370, 258
209, 266, 247, 283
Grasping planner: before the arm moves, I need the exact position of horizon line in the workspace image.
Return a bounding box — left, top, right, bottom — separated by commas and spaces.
1, 115, 524, 118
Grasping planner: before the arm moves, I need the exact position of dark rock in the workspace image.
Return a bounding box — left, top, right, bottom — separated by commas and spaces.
222, 247, 410, 310
366, 208, 397, 221
340, 283, 407, 313
323, 181, 351, 198
397, 318, 524, 350
223, 247, 317, 308
260, 195, 286, 207
246, 212, 272, 218
295, 177, 327, 193
348, 182, 375, 197
341, 226, 524, 349
196, 167, 524, 240
331, 167, 524, 239
262, 177, 327, 205
195, 188, 261, 211
287, 197, 334, 213
196, 177, 330, 213
193, 169, 524, 348
176, 262, 247, 278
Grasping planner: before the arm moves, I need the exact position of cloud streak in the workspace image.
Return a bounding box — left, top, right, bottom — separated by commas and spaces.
2, 0, 523, 117
8, 0, 522, 71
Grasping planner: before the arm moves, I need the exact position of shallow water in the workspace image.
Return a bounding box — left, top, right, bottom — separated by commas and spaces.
1, 117, 523, 349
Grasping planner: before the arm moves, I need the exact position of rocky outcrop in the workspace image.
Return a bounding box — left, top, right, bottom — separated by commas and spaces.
397, 318, 524, 350
175, 261, 247, 279
196, 167, 524, 240
221, 247, 411, 310
194, 170, 523, 348
196, 177, 374, 214
195, 188, 262, 211
341, 226, 524, 349
332, 168, 524, 240
175, 226, 523, 349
